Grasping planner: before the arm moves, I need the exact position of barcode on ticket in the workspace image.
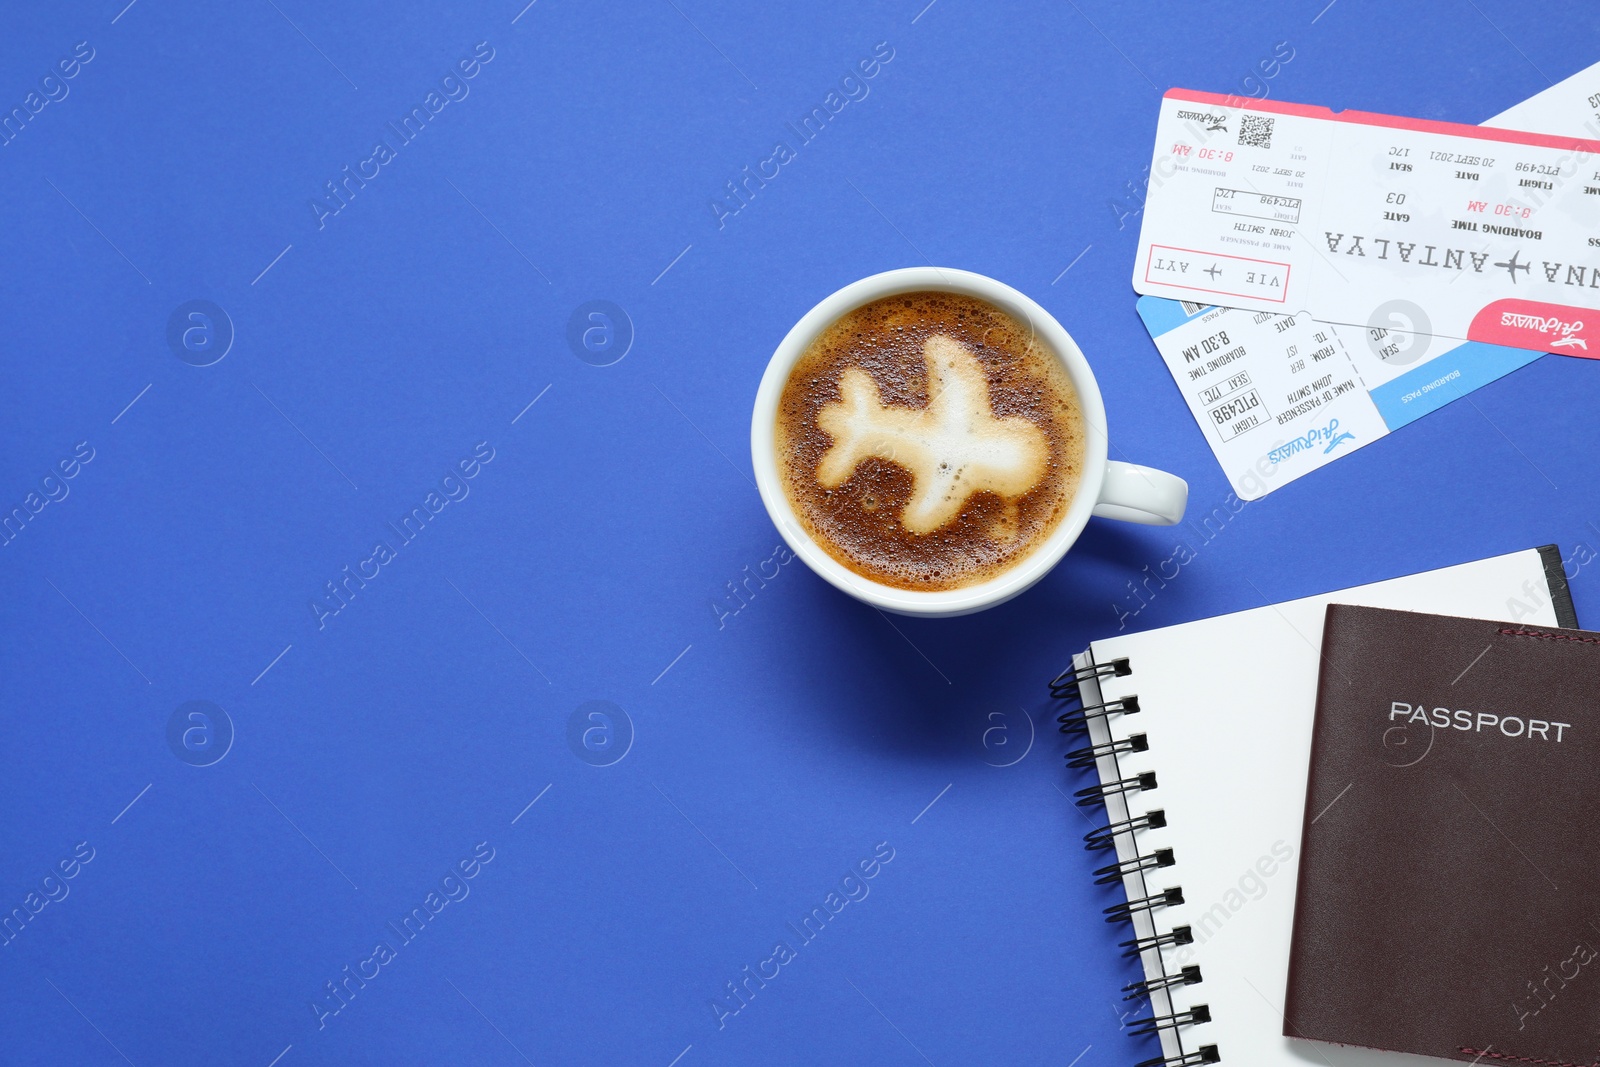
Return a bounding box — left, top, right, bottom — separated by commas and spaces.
1238, 114, 1274, 148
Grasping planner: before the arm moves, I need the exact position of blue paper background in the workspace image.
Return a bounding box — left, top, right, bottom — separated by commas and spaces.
2, 2, 1597, 1064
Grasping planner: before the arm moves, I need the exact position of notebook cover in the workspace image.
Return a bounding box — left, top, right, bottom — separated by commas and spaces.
1285, 605, 1600, 1065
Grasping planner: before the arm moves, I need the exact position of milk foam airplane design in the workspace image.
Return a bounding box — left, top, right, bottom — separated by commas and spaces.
815, 335, 1047, 533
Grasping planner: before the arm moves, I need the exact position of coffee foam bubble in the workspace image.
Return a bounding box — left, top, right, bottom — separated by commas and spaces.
815, 334, 1048, 536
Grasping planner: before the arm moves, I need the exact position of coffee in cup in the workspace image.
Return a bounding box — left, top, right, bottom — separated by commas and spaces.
774, 290, 1086, 591
752, 267, 1187, 617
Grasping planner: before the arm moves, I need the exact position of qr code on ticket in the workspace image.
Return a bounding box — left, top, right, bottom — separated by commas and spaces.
1238, 114, 1274, 149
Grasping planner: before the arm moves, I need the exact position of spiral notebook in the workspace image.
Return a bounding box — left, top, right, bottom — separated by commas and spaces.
1054, 547, 1577, 1067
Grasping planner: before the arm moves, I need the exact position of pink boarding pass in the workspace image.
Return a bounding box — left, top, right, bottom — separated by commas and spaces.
1132, 88, 1600, 357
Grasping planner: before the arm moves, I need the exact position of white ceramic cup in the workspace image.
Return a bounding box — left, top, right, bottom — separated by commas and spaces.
752, 267, 1188, 617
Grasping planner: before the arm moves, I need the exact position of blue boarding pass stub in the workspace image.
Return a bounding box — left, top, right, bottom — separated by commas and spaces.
1136, 296, 1539, 500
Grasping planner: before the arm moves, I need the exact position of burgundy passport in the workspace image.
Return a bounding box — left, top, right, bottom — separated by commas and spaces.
1286, 604, 1600, 1066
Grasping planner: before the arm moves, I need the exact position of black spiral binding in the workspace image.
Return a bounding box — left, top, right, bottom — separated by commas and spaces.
1129, 1006, 1211, 1035
1124, 964, 1201, 1000
1136, 1045, 1220, 1067
1049, 657, 1131, 699
1066, 732, 1149, 769
1119, 924, 1192, 959
1103, 886, 1184, 922
1086, 809, 1167, 852
1054, 655, 1218, 1067
1057, 694, 1140, 733
1074, 771, 1156, 808
1094, 847, 1174, 886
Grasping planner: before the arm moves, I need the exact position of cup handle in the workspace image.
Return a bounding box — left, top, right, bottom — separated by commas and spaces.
1092, 461, 1188, 526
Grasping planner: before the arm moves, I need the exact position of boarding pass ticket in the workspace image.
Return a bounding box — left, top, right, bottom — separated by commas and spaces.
1136, 63, 1600, 500
1133, 86, 1600, 356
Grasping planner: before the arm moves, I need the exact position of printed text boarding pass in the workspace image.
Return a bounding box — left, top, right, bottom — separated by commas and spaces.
1133, 89, 1600, 357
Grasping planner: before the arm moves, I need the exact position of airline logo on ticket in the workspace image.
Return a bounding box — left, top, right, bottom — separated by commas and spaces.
1132, 89, 1600, 356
